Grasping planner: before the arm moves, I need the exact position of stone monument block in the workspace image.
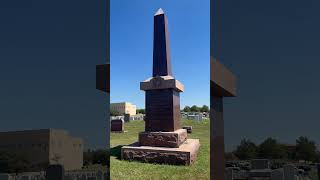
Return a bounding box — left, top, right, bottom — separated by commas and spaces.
139, 129, 187, 148
111, 119, 124, 132
122, 139, 200, 165
121, 8, 200, 166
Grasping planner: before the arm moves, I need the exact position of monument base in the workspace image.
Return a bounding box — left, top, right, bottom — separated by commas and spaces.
139, 129, 187, 148
121, 139, 200, 165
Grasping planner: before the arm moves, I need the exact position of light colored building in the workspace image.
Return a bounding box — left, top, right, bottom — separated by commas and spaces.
0, 129, 83, 170
110, 102, 137, 115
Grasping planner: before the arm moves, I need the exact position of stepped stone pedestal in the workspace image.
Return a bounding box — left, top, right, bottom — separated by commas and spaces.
121, 8, 200, 166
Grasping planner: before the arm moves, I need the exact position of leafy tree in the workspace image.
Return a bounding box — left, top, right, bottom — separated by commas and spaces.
258, 138, 287, 159
190, 105, 200, 112
183, 106, 191, 112
84, 149, 109, 166
0, 151, 31, 173
295, 136, 317, 162
136, 109, 145, 114
110, 110, 122, 116
200, 105, 209, 112
233, 139, 258, 160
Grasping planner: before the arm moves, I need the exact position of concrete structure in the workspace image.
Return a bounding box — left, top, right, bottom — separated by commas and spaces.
110, 102, 137, 116
210, 57, 237, 180
121, 8, 200, 165
0, 129, 83, 170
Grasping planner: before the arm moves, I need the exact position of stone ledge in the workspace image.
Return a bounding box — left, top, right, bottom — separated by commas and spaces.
140, 76, 184, 92
121, 139, 200, 166
139, 129, 187, 148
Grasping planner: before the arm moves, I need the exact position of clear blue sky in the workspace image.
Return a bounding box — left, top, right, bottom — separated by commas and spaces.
110, 0, 210, 109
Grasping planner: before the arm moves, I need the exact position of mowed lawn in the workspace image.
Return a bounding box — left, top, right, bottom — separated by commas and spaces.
110, 119, 210, 180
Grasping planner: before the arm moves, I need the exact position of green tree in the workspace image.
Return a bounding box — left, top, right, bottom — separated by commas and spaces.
136, 109, 145, 114
295, 136, 317, 162
0, 151, 31, 173
233, 139, 258, 160
200, 105, 209, 112
110, 110, 122, 116
258, 138, 287, 159
183, 106, 191, 112
190, 105, 200, 112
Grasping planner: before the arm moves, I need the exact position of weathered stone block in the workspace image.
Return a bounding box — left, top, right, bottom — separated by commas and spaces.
139, 129, 187, 148
122, 139, 200, 165
111, 119, 124, 133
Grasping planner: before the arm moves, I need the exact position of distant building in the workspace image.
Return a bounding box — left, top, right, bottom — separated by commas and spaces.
0, 129, 83, 170
110, 102, 136, 115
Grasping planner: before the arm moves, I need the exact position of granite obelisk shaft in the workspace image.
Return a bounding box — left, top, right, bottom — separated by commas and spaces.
153, 8, 172, 77
143, 9, 182, 132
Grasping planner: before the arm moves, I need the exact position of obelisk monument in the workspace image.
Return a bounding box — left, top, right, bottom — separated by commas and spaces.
121, 8, 200, 165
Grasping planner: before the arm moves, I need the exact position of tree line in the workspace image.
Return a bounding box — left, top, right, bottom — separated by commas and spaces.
183, 105, 209, 112
227, 136, 320, 162
131, 105, 210, 115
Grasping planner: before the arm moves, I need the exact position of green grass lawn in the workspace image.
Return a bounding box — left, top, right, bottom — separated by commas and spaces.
110, 119, 210, 180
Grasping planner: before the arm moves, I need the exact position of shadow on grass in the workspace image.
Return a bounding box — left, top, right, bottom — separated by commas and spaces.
110, 145, 123, 160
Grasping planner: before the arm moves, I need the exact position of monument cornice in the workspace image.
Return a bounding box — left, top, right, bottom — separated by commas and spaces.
140, 76, 184, 92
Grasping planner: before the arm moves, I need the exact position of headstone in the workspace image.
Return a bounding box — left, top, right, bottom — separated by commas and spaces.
121, 8, 200, 166
182, 126, 192, 133
46, 164, 64, 180
284, 165, 295, 180
111, 119, 124, 132
124, 114, 130, 122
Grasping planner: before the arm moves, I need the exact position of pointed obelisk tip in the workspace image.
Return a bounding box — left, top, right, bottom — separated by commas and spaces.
155, 8, 164, 16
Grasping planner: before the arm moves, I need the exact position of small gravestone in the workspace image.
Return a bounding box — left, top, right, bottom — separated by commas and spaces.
46, 164, 64, 180
124, 114, 130, 122
284, 165, 295, 180
111, 119, 124, 133
182, 126, 192, 133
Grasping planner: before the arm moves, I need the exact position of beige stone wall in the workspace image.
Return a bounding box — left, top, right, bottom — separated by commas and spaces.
110, 102, 136, 115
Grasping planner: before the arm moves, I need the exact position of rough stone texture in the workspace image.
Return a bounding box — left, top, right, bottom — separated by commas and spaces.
122, 139, 200, 165
182, 126, 192, 133
111, 119, 124, 132
139, 129, 187, 148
